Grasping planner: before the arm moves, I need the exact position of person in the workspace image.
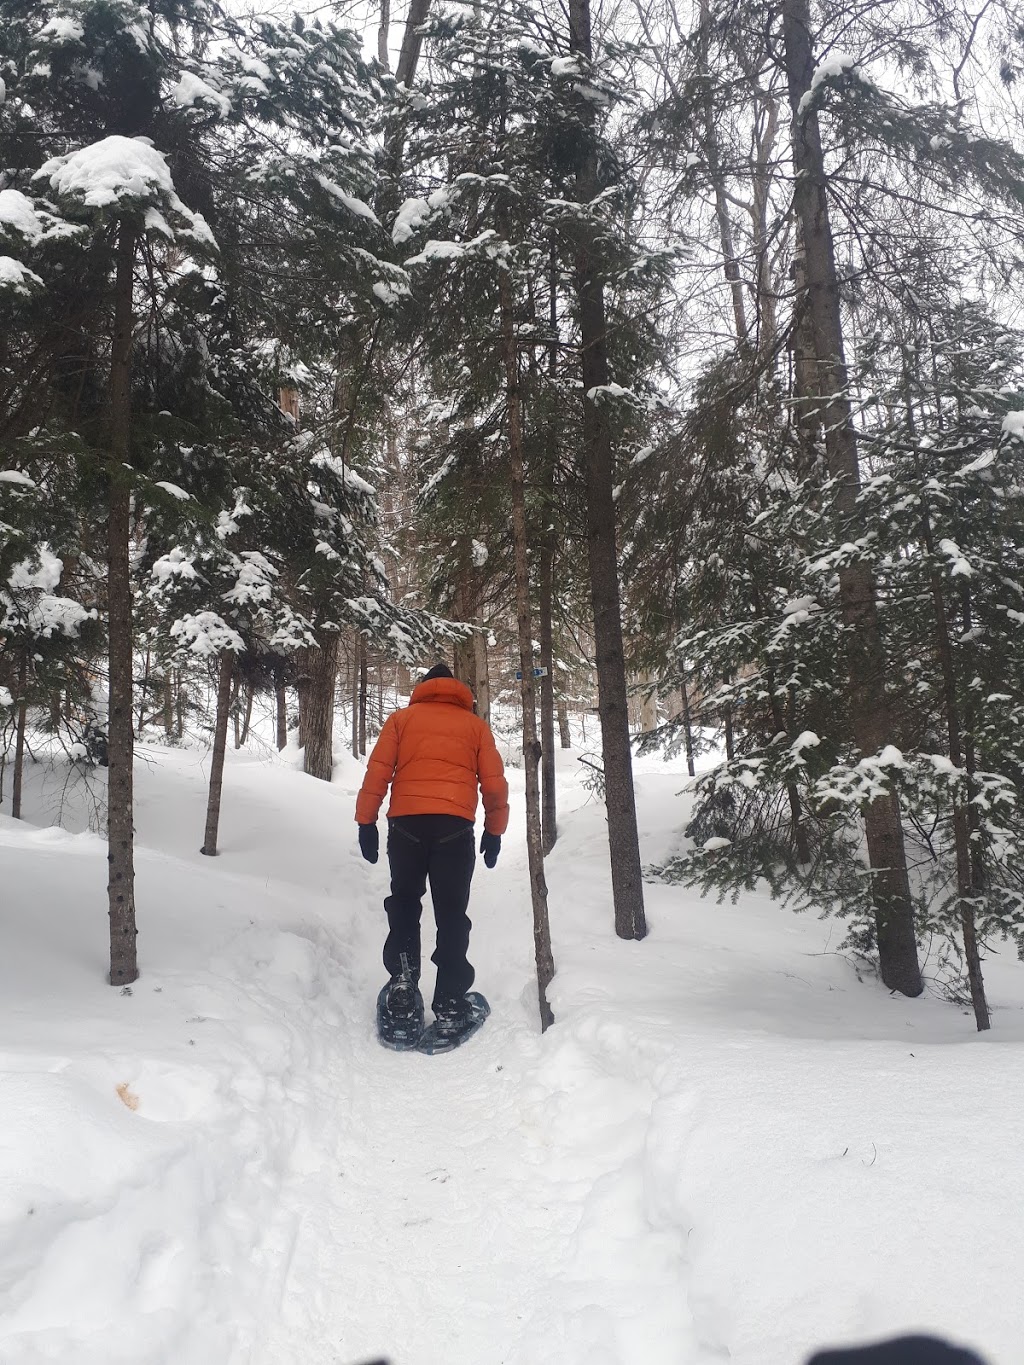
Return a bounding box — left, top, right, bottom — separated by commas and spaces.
355, 662, 509, 1034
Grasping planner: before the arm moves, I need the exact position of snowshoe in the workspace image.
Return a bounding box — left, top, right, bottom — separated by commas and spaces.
417, 991, 490, 1055
376, 955, 424, 1051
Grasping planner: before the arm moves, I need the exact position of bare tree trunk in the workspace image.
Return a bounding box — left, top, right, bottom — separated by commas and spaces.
350, 633, 360, 758
783, 0, 921, 996
239, 683, 255, 748
568, 0, 647, 942
137, 647, 150, 737
557, 698, 571, 749
697, 0, 748, 344
377, 0, 390, 66
539, 534, 558, 855
395, 0, 430, 87
679, 678, 696, 778
539, 247, 559, 854
163, 673, 174, 738
918, 506, 989, 1028
276, 677, 288, 751
304, 634, 339, 782
359, 646, 368, 757
12, 653, 27, 820
201, 652, 235, 857
107, 221, 139, 988
473, 614, 490, 723
500, 253, 555, 1031
175, 671, 186, 739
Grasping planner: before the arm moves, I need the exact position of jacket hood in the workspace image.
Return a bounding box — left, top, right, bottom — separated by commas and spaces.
410, 676, 475, 711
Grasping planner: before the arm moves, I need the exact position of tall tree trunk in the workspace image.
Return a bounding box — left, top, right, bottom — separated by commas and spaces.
303, 634, 339, 782
359, 647, 368, 757
276, 677, 288, 751
473, 613, 490, 723
106, 221, 138, 988
924, 519, 988, 1028
539, 543, 558, 855
377, 0, 390, 66
539, 244, 559, 853
394, 0, 430, 87
201, 652, 235, 857
137, 647, 150, 737
163, 673, 174, 738
231, 668, 242, 749
698, 0, 748, 344
12, 653, 27, 820
175, 671, 186, 739
567, 0, 647, 942
350, 633, 360, 758
557, 698, 571, 749
500, 256, 555, 1031
680, 677, 696, 779
783, 0, 922, 996
239, 683, 255, 748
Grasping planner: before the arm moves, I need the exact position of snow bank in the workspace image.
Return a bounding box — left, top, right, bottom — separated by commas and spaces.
0, 732, 1020, 1365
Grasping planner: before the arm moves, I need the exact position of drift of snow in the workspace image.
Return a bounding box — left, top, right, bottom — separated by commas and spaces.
0, 719, 1021, 1365
0, 470, 37, 487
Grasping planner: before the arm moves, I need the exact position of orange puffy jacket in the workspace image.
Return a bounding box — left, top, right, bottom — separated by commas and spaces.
355, 676, 509, 835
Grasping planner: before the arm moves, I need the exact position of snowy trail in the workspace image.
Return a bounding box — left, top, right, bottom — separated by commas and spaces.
3, 737, 1024, 1365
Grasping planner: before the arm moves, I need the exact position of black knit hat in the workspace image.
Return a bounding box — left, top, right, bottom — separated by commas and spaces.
422, 663, 454, 682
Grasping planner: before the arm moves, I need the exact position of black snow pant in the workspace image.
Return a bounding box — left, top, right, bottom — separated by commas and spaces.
383, 814, 476, 1008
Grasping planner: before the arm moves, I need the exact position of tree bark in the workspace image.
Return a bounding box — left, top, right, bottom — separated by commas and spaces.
377, 0, 390, 66
12, 653, 27, 820
162, 673, 174, 738
276, 677, 288, 751
538, 531, 558, 854
473, 613, 490, 723
201, 652, 235, 857
924, 520, 988, 1027
359, 646, 368, 757
350, 633, 360, 758
679, 677, 696, 778
395, 0, 430, 87
106, 221, 138, 987
557, 698, 571, 749
568, 0, 647, 942
303, 634, 339, 782
783, 0, 921, 996
239, 682, 255, 748
697, 0, 748, 344
500, 257, 555, 1030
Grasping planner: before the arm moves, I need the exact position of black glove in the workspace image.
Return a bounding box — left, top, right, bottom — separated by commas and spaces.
480, 830, 501, 868
358, 824, 379, 864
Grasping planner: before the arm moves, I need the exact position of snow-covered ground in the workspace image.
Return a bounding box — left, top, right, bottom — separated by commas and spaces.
1, 721, 1022, 1365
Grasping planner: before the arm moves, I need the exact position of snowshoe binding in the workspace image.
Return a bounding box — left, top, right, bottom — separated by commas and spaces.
417, 991, 490, 1055
376, 954, 425, 1051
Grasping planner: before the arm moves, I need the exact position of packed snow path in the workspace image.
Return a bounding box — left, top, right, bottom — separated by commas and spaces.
3, 737, 1024, 1365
